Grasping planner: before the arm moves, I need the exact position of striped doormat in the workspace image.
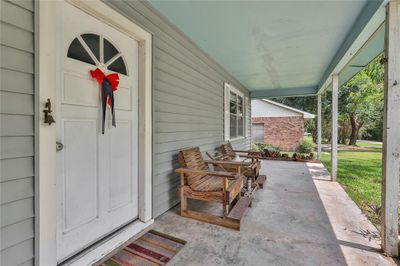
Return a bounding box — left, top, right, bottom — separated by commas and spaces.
101, 230, 186, 266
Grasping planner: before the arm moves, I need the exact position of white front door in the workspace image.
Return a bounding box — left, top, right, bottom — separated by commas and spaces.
56, 1, 139, 261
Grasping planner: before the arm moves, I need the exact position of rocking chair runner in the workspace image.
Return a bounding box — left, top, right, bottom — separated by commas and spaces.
176, 147, 252, 230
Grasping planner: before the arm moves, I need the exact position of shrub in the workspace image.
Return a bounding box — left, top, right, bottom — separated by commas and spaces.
295, 137, 315, 154
251, 143, 280, 152
251, 142, 263, 152
264, 143, 280, 152
293, 152, 314, 160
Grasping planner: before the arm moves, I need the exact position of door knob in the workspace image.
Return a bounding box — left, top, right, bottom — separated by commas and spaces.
56, 142, 64, 152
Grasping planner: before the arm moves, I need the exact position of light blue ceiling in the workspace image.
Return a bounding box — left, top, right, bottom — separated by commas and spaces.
149, 0, 383, 95
339, 25, 384, 89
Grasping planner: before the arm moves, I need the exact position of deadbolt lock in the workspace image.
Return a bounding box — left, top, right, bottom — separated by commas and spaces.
56, 142, 64, 152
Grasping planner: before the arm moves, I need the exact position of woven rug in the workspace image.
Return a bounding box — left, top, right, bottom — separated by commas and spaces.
101, 230, 186, 266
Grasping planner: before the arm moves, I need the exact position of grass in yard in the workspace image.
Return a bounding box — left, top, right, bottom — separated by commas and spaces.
356, 140, 382, 148
321, 148, 383, 228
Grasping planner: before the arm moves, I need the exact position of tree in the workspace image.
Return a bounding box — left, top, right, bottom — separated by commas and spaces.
339, 114, 350, 144
270, 55, 384, 145
271, 93, 332, 143
270, 96, 319, 142
340, 55, 384, 145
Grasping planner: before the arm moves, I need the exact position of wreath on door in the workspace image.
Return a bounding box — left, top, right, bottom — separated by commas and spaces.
67, 33, 128, 134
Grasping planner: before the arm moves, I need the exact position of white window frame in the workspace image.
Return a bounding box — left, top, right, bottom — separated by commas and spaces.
224, 82, 247, 141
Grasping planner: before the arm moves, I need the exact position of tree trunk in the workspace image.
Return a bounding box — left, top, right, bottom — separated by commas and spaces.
340, 124, 347, 144
312, 119, 317, 143
349, 113, 364, 146
339, 119, 348, 144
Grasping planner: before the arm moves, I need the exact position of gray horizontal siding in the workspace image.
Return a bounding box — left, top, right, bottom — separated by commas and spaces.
0, 0, 251, 263
1, 22, 34, 53
0, 114, 34, 136
0, 69, 34, 94
0, 91, 34, 115
0, 157, 34, 182
0, 136, 34, 159
0, 197, 34, 228
7, 0, 34, 12
1, 177, 34, 205
0, 0, 33, 32
1, 45, 34, 73
106, 0, 251, 217
0, 239, 34, 266
0, 0, 35, 265
1, 218, 34, 250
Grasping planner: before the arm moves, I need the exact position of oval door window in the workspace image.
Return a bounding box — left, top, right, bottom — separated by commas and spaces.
67, 33, 128, 75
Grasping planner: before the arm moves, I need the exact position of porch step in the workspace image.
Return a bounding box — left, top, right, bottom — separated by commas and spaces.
256, 175, 267, 189
227, 196, 251, 221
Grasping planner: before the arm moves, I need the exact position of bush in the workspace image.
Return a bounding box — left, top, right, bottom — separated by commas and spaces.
295, 137, 315, 154
251, 142, 263, 152
251, 143, 280, 152
293, 152, 314, 160
263, 143, 280, 152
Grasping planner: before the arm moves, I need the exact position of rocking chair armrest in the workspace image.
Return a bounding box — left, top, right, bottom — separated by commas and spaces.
175, 168, 239, 179
203, 160, 252, 166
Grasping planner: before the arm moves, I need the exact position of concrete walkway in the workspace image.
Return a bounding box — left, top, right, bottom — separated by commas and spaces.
154, 161, 396, 266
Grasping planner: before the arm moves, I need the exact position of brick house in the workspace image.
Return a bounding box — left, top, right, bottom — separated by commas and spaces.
251, 99, 315, 151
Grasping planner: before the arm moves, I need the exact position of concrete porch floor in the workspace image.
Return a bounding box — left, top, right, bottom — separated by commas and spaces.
154, 161, 397, 266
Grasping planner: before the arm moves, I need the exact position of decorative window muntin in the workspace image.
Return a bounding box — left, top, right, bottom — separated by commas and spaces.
67, 33, 127, 75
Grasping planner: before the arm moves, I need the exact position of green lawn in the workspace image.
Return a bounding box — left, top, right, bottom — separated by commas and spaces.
356, 140, 383, 148
321, 148, 383, 228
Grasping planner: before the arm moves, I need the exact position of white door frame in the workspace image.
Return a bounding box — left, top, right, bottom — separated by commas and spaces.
35, 1, 153, 265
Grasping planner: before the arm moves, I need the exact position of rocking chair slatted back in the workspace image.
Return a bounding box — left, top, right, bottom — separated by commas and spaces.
220, 142, 236, 159
218, 142, 262, 178
178, 147, 208, 186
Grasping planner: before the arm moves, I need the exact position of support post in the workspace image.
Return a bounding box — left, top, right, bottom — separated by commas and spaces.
331, 74, 338, 182
381, 0, 400, 256
317, 94, 322, 160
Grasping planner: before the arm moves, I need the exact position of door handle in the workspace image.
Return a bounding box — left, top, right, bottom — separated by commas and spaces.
56, 142, 64, 152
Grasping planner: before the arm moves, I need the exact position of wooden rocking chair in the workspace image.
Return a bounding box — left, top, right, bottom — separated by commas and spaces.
218, 142, 266, 189
222, 141, 265, 158
176, 147, 252, 230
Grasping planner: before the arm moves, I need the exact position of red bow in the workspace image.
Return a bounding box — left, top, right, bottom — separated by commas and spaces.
90, 68, 119, 105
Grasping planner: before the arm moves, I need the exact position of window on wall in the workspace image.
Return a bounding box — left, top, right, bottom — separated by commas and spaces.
252, 124, 264, 143
230, 91, 244, 138
224, 82, 247, 140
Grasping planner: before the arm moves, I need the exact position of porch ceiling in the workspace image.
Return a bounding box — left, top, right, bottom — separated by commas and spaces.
149, 0, 386, 97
